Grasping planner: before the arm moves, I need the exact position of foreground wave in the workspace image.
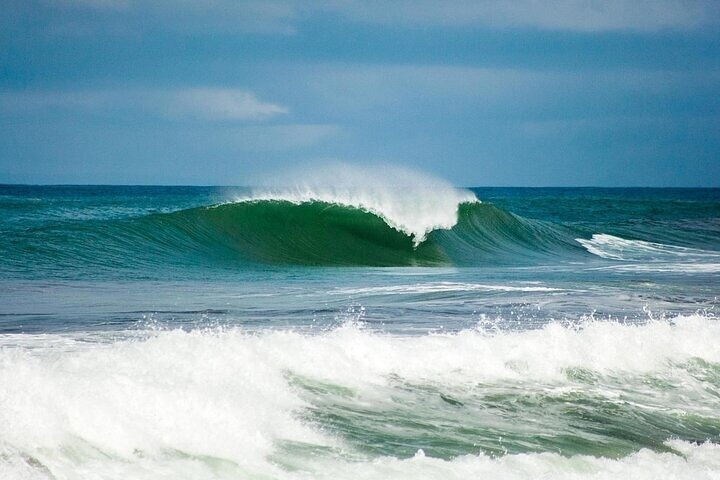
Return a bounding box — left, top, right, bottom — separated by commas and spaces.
2, 315, 719, 478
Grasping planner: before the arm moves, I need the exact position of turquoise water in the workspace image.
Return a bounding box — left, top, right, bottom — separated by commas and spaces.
1, 184, 719, 479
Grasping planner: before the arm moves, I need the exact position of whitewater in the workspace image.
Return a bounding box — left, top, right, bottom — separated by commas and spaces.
2, 317, 720, 479
1, 172, 719, 479
239, 164, 479, 244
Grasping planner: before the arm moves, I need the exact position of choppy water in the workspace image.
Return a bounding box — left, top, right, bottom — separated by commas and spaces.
1, 178, 719, 479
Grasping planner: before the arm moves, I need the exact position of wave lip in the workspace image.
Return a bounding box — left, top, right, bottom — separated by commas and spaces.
240, 164, 479, 244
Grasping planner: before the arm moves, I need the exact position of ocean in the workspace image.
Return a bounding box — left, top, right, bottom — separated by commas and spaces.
1, 179, 719, 479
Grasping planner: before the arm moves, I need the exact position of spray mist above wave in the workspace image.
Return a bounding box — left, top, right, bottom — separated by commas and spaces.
234, 164, 479, 244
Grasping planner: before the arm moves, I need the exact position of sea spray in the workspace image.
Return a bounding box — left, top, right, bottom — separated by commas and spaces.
241, 163, 479, 244
1, 315, 720, 478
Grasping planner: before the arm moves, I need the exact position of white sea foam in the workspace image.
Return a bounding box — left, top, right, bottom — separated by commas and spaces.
293, 440, 720, 480
234, 163, 478, 244
593, 262, 720, 273
1, 314, 719, 479
4, 440, 718, 480
329, 281, 563, 295
577, 233, 720, 262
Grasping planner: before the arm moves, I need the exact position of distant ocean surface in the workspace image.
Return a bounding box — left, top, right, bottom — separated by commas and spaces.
1, 181, 719, 479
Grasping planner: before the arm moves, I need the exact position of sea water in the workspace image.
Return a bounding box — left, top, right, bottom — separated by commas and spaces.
1, 175, 719, 479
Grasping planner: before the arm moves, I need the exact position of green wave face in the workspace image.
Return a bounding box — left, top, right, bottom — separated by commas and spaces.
134, 200, 585, 267
154, 201, 451, 266
1, 199, 590, 274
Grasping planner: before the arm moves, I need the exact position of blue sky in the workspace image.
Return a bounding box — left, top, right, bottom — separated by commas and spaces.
1, 0, 719, 186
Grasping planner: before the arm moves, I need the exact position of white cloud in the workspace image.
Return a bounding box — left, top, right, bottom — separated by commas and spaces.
169, 88, 288, 120
0, 88, 288, 121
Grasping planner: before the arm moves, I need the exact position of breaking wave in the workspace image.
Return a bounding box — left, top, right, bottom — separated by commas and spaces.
3, 197, 587, 270
3, 167, 717, 269
1, 315, 719, 479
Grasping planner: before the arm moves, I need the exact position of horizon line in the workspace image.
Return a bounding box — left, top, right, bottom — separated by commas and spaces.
1, 183, 719, 189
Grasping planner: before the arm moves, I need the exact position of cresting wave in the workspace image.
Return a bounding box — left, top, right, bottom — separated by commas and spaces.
164, 195, 581, 266
4, 192, 587, 270
3, 174, 717, 269
241, 164, 480, 244
6, 198, 704, 269
2, 315, 719, 479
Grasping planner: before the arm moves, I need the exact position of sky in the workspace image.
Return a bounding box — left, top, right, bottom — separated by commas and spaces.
1, 0, 719, 186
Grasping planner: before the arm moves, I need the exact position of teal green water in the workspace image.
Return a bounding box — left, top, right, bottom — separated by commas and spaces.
1, 185, 719, 479
3, 186, 718, 273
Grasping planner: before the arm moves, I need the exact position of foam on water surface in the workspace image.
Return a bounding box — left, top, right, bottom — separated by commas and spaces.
578, 233, 720, 262
1, 184, 719, 478
2, 315, 719, 479
4, 441, 719, 480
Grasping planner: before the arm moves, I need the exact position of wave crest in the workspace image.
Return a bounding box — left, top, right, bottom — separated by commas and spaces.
240, 164, 479, 244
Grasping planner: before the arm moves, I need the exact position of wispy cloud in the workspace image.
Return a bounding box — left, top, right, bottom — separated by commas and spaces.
324, 0, 720, 31
25, 0, 301, 35
279, 63, 720, 122
53, 0, 131, 10
0, 88, 288, 121
169, 89, 288, 120
27, 0, 720, 34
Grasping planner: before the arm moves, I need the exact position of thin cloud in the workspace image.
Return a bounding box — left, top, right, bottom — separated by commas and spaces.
29, 0, 300, 35
53, 0, 131, 10
324, 0, 720, 31
170, 89, 288, 121
29, 0, 720, 33
0, 88, 288, 122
